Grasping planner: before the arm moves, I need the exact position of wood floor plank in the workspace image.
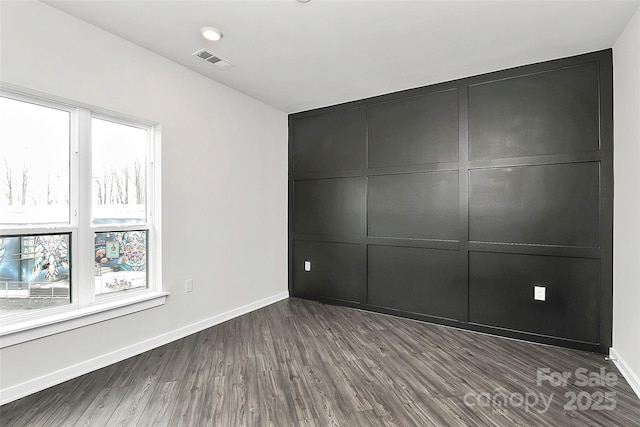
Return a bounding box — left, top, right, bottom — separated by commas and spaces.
183, 332, 213, 383
199, 375, 227, 426
277, 362, 325, 423
158, 334, 198, 382
333, 358, 405, 419
2, 391, 64, 427
105, 352, 152, 389
0, 388, 44, 426
33, 364, 120, 427
72, 387, 128, 427
131, 343, 174, 386
136, 381, 181, 427
303, 360, 373, 416
2, 297, 639, 427
104, 372, 158, 426
257, 369, 297, 426
344, 409, 401, 427
223, 359, 260, 426
168, 376, 208, 426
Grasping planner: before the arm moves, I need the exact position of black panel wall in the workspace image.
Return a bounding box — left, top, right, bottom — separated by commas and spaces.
288, 50, 613, 354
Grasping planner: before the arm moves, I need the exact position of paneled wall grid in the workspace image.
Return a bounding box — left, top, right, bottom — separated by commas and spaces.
288, 50, 613, 354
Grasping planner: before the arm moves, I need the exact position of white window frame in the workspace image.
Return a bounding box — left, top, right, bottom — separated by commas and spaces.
0, 88, 166, 348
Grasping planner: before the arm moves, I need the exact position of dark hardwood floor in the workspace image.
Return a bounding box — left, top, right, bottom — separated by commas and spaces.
2, 297, 639, 426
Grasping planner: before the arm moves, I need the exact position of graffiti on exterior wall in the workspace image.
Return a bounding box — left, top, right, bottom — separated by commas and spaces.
95, 231, 146, 272
0, 234, 70, 286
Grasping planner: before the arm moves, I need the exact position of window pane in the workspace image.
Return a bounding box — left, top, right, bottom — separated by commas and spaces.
92, 118, 147, 225
0, 97, 70, 225
0, 234, 71, 317
95, 230, 147, 296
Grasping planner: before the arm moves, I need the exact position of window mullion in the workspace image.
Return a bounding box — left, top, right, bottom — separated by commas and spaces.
68, 107, 80, 308
147, 126, 156, 291
76, 109, 93, 306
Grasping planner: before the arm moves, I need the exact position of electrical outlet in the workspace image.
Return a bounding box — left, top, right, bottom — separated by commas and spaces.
185, 279, 193, 293
304, 261, 311, 272
534, 285, 546, 301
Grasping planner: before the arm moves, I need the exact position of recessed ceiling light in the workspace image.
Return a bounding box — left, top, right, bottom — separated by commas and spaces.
201, 27, 223, 42
297, 0, 311, 3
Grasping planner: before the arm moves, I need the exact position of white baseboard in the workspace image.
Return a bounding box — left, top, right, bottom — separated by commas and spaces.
609, 347, 640, 400
0, 291, 289, 405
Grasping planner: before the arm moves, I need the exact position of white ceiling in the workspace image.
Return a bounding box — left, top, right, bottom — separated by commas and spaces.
44, 0, 639, 113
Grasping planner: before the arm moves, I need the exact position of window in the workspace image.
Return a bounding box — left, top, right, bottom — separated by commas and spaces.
91, 117, 147, 225
0, 97, 70, 225
91, 117, 149, 297
0, 90, 163, 341
0, 233, 71, 314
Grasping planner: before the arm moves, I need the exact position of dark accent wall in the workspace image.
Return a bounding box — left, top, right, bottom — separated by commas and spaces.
288, 50, 613, 354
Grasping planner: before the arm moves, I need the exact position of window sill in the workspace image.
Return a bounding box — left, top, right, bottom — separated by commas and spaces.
0, 291, 169, 348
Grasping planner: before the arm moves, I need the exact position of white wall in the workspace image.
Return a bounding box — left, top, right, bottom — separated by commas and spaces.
0, 1, 287, 399
613, 5, 640, 396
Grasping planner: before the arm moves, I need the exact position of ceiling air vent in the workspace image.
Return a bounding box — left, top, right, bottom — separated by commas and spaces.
193, 49, 234, 70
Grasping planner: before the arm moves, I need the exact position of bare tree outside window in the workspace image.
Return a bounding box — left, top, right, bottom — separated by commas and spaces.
91, 118, 146, 224
0, 97, 70, 225
4, 159, 13, 206
134, 159, 145, 204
